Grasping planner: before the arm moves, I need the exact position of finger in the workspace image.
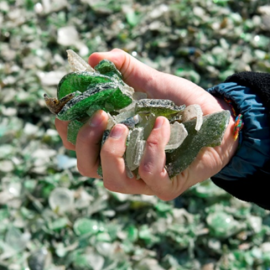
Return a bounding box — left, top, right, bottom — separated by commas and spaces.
76, 110, 108, 178
101, 124, 154, 195
89, 49, 160, 97
139, 117, 178, 201
88, 49, 212, 107
55, 118, 75, 150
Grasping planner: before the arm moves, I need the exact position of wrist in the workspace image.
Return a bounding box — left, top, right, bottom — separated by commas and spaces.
214, 96, 239, 166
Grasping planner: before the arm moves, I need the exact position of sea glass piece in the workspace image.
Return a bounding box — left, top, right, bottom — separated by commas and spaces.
28, 249, 48, 270
206, 212, 239, 238
73, 218, 99, 236
94, 59, 122, 80
124, 157, 135, 179
57, 84, 132, 121
49, 187, 74, 213
126, 127, 144, 171
182, 104, 203, 131
142, 113, 156, 139
113, 109, 136, 123
67, 120, 84, 144
67, 49, 95, 72
135, 99, 185, 117
133, 92, 148, 100
166, 110, 230, 178
106, 113, 117, 129
165, 122, 188, 151
44, 92, 76, 114
133, 140, 146, 167
86, 104, 102, 117
120, 114, 140, 128
5, 226, 26, 251
57, 72, 113, 100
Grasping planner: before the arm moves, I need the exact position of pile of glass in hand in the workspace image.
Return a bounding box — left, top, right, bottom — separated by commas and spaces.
44, 50, 230, 178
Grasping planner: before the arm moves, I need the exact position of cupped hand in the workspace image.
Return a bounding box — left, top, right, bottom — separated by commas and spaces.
55, 49, 238, 200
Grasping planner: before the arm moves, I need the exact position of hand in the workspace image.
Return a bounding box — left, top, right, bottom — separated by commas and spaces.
55, 49, 238, 200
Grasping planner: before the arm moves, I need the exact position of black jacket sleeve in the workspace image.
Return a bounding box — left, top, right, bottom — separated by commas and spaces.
211, 72, 270, 210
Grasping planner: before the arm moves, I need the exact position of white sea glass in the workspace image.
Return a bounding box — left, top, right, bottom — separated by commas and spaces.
182, 104, 203, 131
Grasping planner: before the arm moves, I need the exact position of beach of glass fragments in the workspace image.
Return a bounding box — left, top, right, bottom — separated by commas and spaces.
0, 0, 270, 269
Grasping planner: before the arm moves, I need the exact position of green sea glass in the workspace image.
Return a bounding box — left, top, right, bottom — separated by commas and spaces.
57, 72, 113, 99
44, 50, 230, 178
166, 110, 230, 178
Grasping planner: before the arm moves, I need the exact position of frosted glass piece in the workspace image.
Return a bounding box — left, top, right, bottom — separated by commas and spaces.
67, 49, 95, 72
165, 122, 188, 151
126, 127, 144, 171
182, 104, 203, 131
133, 140, 146, 167
133, 92, 148, 100
49, 187, 74, 213
106, 113, 116, 130
113, 110, 135, 123
120, 114, 141, 128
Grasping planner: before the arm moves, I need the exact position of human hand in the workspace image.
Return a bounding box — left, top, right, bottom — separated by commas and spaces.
55, 49, 238, 200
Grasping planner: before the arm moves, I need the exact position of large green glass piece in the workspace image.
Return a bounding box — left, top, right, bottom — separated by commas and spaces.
166, 110, 230, 178
57, 72, 113, 99
67, 120, 85, 145
135, 99, 186, 117
94, 59, 122, 80
57, 84, 132, 121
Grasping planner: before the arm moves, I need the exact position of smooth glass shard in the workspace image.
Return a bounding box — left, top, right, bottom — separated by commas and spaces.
165, 122, 188, 151
166, 111, 230, 178
49, 187, 74, 213
67, 120, 84, 144
67, 49, 95, 72
182, 104, 203, 131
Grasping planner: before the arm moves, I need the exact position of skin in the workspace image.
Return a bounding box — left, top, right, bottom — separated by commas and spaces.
55, 48, 238, 201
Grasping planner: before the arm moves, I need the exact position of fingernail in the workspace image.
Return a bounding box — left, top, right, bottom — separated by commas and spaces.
154, 117, 164, 129
90, 111, 104, 127
110, 125, 124, 139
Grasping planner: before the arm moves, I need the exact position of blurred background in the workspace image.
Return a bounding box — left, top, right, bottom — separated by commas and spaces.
0, 0, 270, 269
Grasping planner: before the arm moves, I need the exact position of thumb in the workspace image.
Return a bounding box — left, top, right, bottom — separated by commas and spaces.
88, 49, 160, 95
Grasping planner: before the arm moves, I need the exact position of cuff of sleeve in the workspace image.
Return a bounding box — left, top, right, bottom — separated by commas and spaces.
207, 82, 270, 180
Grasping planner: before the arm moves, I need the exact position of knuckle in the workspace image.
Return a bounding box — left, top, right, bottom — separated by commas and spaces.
63, 141, 75, 150
140, 161, 154, 177
103, 179, 118, 192
100, 145, 116, 158
77, 164, 91, 177
77, 129, 92, 145
146, 138, 160, 149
